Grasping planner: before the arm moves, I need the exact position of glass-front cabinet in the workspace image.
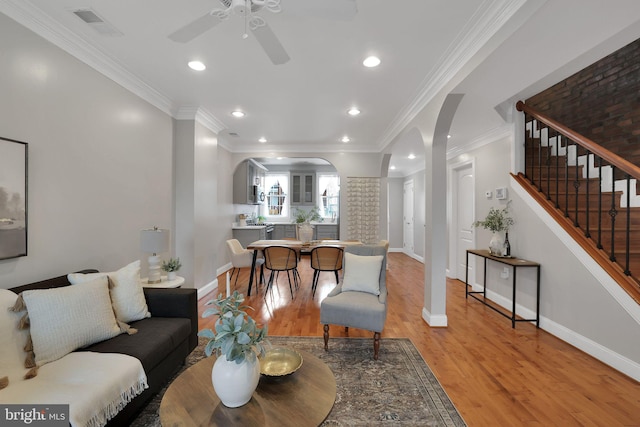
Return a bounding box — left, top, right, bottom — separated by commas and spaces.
291, 173, 314, 205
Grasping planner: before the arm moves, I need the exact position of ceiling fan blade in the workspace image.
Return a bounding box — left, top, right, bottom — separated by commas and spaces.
251, 22, 290, 65
281, 0, 357, 21
168, 12, 225, 43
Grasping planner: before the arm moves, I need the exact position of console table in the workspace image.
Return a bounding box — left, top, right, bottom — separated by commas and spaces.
465, 249, 540, 328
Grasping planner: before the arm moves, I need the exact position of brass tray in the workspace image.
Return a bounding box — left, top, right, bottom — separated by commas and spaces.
260, 347, 303, 377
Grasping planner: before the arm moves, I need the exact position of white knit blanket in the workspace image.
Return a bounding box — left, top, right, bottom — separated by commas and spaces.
0, 351, 148, 427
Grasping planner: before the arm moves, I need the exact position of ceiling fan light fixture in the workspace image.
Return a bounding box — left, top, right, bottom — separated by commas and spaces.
231, 110, 245, 118
363, 56, 381, 68
347, 107, 361, 116
187, 60, 206, 71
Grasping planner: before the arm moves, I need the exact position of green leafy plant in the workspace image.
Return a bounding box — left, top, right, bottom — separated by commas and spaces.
198, 291, 268, 364
293, 207, 321, 224
473, 202, 514, 233
161, 257, 182, 272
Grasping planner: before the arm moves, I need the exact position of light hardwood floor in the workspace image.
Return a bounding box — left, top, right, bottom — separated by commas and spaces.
199, 252, 640, 426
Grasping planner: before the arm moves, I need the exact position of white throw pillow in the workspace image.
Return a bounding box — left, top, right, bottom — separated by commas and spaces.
68, 260, 150, 323
341, 253, 384, 295
22, 276, 122, 366
0, 289, 30, 387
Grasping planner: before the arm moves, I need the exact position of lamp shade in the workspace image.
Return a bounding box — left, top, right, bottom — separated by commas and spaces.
140, 228, 170, 254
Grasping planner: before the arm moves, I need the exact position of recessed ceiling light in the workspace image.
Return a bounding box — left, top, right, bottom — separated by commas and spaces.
341, 136, 351, 143
363, 56, 381, 67
188, 61, 206, 71
258, 137, 267, 143
231, 110, 245, 118
348, 107, 361, 116
390, 165, 396, 170
408, 153, 416, 160
447, 134, 452, 139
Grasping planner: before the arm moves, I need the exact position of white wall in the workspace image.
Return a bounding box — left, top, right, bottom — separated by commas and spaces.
387, 178, 404, 249
0, 13, 173, 288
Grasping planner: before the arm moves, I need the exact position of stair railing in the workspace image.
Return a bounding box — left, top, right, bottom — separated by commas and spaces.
516, 101, 640, 284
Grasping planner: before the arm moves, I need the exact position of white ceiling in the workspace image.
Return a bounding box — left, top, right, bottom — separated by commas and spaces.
2, 0, 640, 177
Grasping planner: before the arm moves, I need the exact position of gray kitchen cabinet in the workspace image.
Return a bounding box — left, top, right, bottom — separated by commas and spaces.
233, 159, 267, 205
232, 227, 266, 249
272, 224, 296, 240
272, 224, 284, 240
314, 224, 338, 240
291, 173, 314, 205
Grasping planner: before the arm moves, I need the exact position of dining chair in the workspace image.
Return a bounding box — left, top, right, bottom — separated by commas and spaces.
309, 246, 343, 297
226, 239, 264, 291
320, 245, 387, 359
263, 246, 299, 299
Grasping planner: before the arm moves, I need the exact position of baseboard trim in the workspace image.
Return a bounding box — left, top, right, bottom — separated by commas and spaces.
197, 279, 217, 300
422, 307, 448, 327
471, 282, 640, 381
217, 263, 232, 277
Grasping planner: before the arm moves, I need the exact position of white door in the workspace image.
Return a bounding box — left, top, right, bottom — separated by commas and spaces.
455, 165, 474, 281
403, 180, 414, 256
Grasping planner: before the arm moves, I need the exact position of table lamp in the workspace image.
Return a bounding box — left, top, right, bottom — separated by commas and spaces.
140, 227, 170, 283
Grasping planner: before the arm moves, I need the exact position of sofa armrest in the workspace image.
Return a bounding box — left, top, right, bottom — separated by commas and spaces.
143, 287, 198, 351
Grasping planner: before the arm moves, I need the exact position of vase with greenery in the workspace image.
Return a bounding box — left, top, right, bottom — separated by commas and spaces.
473, 202, 514, 256
161, 257, 181, 280
293, 207, 321, 242
293, 206, 321, 224
198, 291, 268, 407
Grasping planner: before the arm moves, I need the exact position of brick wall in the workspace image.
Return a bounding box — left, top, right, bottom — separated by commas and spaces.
526, 38, 640, 166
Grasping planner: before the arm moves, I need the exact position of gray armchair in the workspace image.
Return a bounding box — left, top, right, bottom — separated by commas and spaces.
320, 245, 388, 360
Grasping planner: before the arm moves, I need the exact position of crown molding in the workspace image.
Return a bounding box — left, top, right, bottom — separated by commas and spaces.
446, 124, 513, 160
0, 0, 174, 116
175, 107, 226, 135
376, 0, 528, 152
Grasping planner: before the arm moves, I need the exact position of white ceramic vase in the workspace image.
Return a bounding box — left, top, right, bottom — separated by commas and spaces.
167, 271, 177, 281
211, 354, 260, 408
298, 224, 314, 243
489, 232, 504, 256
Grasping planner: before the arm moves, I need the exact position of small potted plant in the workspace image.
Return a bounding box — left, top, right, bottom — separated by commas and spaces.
473, 202, 514, 256
161, 257, 182, 281
198, 291, 268, 408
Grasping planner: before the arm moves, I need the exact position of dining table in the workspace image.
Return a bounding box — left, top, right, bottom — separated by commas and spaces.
244, 239, 363, 296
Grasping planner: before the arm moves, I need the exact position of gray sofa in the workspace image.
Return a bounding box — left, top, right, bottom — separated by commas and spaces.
9, 270, 198, 426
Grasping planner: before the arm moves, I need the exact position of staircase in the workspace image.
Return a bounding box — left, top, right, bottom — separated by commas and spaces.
516, 101, 640, 304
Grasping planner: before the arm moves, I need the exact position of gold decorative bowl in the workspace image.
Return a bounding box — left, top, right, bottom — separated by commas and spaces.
260, 347, 303, 377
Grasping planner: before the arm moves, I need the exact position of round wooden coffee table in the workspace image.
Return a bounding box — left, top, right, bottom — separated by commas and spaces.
159, 349, 336, 426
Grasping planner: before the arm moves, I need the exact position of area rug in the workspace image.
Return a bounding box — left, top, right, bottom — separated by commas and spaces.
130, 336, 466, 426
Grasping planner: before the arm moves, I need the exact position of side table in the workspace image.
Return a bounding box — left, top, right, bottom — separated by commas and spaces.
140, 275, 185, 288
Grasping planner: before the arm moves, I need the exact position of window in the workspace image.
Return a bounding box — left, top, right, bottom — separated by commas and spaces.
317, 174, 339, 220
264, 173, 289, 218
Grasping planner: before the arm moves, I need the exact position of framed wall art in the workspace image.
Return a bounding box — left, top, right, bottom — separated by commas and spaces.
0, 136, 28, 260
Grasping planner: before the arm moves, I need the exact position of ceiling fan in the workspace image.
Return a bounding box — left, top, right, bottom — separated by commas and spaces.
168, 0, 357, 65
